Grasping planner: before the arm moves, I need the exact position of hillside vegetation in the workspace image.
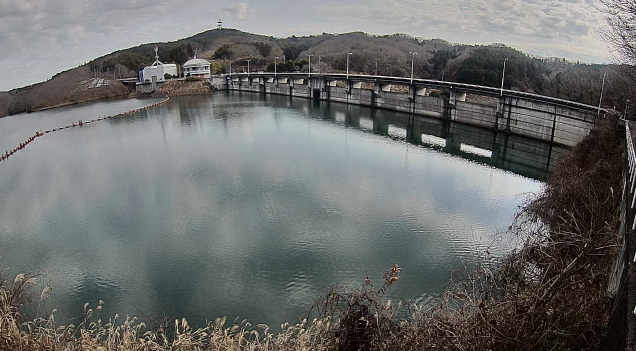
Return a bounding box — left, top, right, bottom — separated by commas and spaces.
2, 29, 633, 117
1, 65, 129, 117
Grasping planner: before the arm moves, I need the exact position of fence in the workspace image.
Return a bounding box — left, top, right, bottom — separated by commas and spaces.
602, 120, 636, 350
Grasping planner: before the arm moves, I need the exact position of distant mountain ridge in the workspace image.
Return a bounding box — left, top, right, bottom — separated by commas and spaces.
1, 28, 631, 118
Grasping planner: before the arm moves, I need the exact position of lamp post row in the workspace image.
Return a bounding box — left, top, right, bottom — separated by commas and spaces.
227, 53, 609, 115
239, 51, 425, 83
234, 54, 611, 108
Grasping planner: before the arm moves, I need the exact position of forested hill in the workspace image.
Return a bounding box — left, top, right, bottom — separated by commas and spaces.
1, 29, 632, 117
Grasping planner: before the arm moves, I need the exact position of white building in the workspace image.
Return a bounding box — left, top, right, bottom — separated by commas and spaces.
163, 63, 178, 78
141, 47, 178, 83
183, 56, 211, 78
142, 63, 164, 83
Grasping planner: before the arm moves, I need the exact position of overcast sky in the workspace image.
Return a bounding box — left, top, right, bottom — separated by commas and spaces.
0, 0, 610, 91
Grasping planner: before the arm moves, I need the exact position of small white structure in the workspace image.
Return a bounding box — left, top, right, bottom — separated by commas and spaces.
217, 19, 223, 29
163, 63, 178, 78
183, 54, 211, 78
141, 47, 178, 83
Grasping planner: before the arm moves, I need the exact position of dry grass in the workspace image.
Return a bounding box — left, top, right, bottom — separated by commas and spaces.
0, 270, 336, 351
0, 115, 624, 351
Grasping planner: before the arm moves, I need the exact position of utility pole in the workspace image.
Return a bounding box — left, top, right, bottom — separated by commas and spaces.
500, 58, 508, 97
409, 52, 417, 84
346, 52, 352, 79
275, 57, 278, 77
375, 61, 378, 76
318, 57, 321, 74
307, 54, 313, 77
441, 70, 444, 81
246, 59, 251, 78
598, 72, 606, 116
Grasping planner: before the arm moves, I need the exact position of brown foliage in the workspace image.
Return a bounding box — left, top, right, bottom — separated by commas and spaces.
601, 0, 636, 65
310, 264, 402, 351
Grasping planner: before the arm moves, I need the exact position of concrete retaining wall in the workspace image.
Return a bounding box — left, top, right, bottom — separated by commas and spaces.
454, 101, 497, 128
220, 74, 600, 147
376, 91, 411, 114
415, 96, 446, 119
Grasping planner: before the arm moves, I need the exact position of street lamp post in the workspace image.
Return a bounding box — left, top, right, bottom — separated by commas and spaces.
375, 61, 378, 76
346, 52, 352, 79
318, 57, 321, 74
307, 54, 313, 77
409, 52, 417, 84
500, 58, 508, 97
598, 72, 607, 116
229, 62, 232, 77
275, 57, 279, 77
246, 59, 251, 78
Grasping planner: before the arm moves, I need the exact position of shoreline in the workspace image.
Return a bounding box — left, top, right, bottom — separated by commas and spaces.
1, 79, 214, 119
0, 93, 136, 119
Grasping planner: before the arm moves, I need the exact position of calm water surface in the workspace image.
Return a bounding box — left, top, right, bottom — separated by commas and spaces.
0, 92, 549, 328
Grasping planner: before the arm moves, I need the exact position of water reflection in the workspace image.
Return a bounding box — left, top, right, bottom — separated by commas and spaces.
241, 92, 564, 181
0, 92, 543, 332
0, 97, 163, 152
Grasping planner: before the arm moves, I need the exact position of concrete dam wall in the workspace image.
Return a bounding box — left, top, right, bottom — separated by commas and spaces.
194, 74, 602, 147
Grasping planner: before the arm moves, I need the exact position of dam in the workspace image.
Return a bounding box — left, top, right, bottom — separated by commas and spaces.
178, 73, 606, 146
186, 73, 607, 148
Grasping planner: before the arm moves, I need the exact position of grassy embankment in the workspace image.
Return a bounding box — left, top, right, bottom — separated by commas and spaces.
0, 66, 130, 118
0, 115, 624, 350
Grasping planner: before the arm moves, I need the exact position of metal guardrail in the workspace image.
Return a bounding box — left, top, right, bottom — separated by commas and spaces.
627, 123, 636, 199
602, 120, 636, 350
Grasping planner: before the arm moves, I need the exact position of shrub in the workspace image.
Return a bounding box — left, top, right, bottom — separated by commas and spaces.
168, 44, 194, 66
311, 264, 402, 351
214, 45, 234, 60
254, 42, 273, 57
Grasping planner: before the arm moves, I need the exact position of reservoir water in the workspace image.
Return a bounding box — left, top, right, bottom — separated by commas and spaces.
0, 92, 551, 328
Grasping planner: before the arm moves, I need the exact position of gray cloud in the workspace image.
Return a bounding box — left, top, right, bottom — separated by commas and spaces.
0, 0, 609, 91
221, 3, 256, 20
313, 0, 606, 60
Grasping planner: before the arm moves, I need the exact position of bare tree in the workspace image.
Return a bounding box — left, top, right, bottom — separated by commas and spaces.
601, 0, 636, 64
